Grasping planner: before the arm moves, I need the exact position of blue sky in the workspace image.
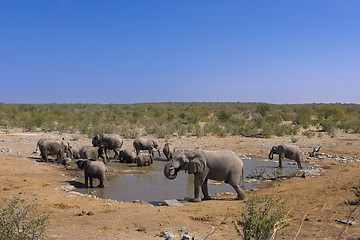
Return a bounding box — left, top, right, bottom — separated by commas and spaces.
0, 1, 359, 104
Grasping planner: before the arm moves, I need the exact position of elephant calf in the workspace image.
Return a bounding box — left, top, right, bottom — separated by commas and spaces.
163, 143, 175, 161
136, 153, 153, 167
119, 150, 137, 163
76, 159, 108, 188
269, 144, 302, 168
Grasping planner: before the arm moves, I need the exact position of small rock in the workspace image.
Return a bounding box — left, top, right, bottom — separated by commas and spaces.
335, 219, 358, 226
163, 199, 184, 207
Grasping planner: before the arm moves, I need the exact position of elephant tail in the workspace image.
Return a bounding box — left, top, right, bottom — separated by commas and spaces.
240, 167, 244, 188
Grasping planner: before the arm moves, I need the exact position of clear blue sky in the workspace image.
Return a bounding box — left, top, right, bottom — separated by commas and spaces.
1, 1, 359, 104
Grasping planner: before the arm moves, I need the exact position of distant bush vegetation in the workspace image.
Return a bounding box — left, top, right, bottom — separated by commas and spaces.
0, 102, 359, 138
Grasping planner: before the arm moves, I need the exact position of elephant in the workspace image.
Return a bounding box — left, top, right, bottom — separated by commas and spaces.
136, 153, 153, 167
119, 150, 137, 163
68, 145, 80, 159
61, 157, 72, 168
268, 144, 303, 168
163, 143, 175, 161
38, 140, 66, 163
79, 146, 100, 159
75, 159, 108, 188
164, 149, 246, 202
133, 137, 161, 157
92, 133, 123, 160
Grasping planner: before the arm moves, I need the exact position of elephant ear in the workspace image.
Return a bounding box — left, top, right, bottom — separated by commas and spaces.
188, 151, 206, 174
76, 160, 88, 169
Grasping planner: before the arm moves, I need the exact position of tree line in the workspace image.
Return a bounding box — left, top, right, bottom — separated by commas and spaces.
0, 102, 359, 138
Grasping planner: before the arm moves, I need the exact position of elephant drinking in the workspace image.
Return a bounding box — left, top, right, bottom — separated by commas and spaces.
164, 149, 246, 202
268, 144, 302, 168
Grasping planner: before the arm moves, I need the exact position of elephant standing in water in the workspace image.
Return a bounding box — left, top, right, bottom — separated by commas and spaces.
119, 150, 137, 163
163, 143, 175, 161
133, 137, 161, 157
76, 159, 108, 188
92, 134, 123, 160
136, 153, 153, 167
164, 149, 246, 202
268, 144, 303, 168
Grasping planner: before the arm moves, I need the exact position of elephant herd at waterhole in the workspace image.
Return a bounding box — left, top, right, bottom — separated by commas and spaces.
35, 133, 304, 202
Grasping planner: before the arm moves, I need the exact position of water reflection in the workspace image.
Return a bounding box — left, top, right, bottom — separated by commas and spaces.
71, 157, 309, 202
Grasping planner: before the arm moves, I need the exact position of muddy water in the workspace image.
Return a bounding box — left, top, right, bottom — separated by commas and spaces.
71, 154, 310, 203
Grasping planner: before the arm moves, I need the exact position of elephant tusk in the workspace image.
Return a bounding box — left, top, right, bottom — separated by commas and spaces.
168, 167, 175, 170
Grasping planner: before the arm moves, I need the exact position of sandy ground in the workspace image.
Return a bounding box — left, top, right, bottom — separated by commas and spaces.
0, 129, 359, 239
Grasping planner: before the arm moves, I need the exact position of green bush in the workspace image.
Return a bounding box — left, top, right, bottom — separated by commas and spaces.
352, 180, 360, 202
0, 198, 49, 240
233, 195, 289, 240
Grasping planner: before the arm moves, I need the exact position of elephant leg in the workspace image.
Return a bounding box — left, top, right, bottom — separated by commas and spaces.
136, 149, 140, 156
98, 176, 105, 188
201, 177, 211, 201
278, 154, 284, 168
113, 148, 120, 160
296, 156, 303, 168
84, 173, 89, 188
149, 148, 154, 157
193, 173, 207, 202
89, 177, 94, 188
228, 175, 246, 200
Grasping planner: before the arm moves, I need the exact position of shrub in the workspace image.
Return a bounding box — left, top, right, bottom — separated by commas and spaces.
233, 195, 289, 240
0, 197, 49, 240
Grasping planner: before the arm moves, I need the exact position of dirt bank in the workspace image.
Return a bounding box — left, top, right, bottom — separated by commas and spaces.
0, 130, 359, 239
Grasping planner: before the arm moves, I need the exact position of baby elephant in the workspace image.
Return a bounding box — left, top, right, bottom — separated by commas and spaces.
75, 159, 108, 188
136, 153, 153, 167
119, 150, 137, 163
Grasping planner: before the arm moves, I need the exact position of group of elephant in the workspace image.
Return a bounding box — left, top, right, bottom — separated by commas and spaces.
35, 133, 303, 202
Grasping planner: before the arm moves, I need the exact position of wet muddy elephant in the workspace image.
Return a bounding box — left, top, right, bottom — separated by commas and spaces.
136, 153, 153, 167
268, 144, 302, 168
133, 137, 161, 157
92, 133, 123, 160
76, 159, 108, 188
164, 149, 246, 202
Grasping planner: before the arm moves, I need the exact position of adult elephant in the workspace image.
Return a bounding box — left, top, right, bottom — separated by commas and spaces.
163, 143, 175, 161
75, 159, 108, 188
164, 149, 246, 202
268, 144, 303, 168
79, 146, 106, 161
92, 133, 123, 159
133, 137, 161, 157
38, 140, 65, 163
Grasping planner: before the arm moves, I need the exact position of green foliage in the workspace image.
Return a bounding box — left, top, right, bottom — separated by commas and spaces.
0, 103, 359, 139
0, 198, 49, 240
256, 103, 272, 117
303, 130, 315, 138
233, 195, 289, 240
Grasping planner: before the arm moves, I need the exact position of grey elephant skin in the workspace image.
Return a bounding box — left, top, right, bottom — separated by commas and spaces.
68, 145, 80, 159
136, 153, 153, 167
133, 137, 161, 157
79, 146, 99, 159
164, 150, 246, 202
268, 144, 303, 168
163, 143, 175, 161
37, 139, 66, 163
119, 150, 136, 163
76, 159, 108, 188
92, 133, 123, 159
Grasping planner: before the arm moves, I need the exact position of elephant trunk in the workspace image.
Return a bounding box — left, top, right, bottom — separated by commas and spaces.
164, 162, 178, 180
158, 148, 161, 157
268, 150, 274, 160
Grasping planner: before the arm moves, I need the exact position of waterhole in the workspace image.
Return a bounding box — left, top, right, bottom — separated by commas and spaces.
67, 154, 310, 203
